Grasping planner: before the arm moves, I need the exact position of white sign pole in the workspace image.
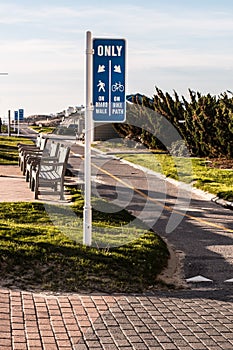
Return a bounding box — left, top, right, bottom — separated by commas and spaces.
8, 110, 11, 137
83, 31, 93, 246
17, 110, 20, 136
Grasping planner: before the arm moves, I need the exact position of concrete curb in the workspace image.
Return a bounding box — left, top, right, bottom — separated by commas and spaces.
211, 196, 233, 210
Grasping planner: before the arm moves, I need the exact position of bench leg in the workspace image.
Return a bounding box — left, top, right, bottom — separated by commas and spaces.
60, 179, 64, 200
34, 190, 39, 199
31, 177, 35, 192
25, 169, 30, 182
34, 174, 39, 199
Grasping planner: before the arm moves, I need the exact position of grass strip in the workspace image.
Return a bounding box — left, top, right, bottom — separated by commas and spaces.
117, 153, 233, 201
0, 199, 169, 293
0, 136, 33, 165
29, 126, 55, 134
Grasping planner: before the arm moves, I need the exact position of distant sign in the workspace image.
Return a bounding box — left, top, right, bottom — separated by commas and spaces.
14, 111, 18, 121
93, 38, 126, 122
19, 109, 24, 121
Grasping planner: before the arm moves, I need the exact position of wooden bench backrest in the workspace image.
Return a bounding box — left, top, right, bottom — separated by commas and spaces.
43, 140, 60, 158
55, 144, 70, 177
35, 134, 43, 148
39, 137, 48, 151
50, 141, 60, 158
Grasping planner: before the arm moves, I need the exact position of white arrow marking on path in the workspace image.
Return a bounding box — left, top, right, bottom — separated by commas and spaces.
224, 278, 233, 283
186, 275, 213, 283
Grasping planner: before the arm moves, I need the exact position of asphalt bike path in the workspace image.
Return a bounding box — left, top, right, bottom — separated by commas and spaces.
69, 143, 233, 290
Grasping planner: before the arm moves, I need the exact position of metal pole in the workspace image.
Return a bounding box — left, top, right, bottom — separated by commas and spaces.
8, 110, 11, 136
83, 31, 93, 246
17, 110, 20, 136
0, 73, 9, 134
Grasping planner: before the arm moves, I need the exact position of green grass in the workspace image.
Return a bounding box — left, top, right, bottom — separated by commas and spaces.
29, 125, 55, 134
191, 159, 233, 200
0, 136, 33, 165
0, 125, 9, 133
0, 136, 170, 293
94, 139, 233, 200
117, 153, 233, 201
0, 197, 169, 293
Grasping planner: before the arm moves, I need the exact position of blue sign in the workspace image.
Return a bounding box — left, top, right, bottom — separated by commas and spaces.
14, 111, 18, 121
19, 109, 24, 121
93, 38, 126, 122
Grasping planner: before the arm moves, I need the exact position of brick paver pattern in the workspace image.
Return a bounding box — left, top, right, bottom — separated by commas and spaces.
0, 288, 232, 350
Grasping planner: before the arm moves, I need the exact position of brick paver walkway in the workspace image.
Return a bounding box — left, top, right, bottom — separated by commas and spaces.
0, 288, 232, 350
0, 165, 34, 202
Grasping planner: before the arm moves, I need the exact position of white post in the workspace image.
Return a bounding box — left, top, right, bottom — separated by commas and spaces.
83, 31, 93, 246
17, 110, 20, 136
8, 110, 11, 136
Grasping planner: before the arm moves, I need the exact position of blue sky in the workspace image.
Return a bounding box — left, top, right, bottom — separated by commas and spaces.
1, 0, 233, 116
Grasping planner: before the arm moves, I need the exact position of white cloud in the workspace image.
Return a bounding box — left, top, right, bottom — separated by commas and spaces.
0, 39, 83, 74
1, 3, 233, 35
0, 39, 77, 54
0, 2, 233, 115
129, 48, 233, 70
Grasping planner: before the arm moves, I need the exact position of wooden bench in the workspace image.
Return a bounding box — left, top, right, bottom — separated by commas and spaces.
18, 133, 42, 151
25, 140, 60, 186
18, 135, 48, 175
30, 144, 70, 200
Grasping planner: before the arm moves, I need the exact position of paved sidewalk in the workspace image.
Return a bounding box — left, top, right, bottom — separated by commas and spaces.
0, 165, 69, 203
0, 165, 35, 202
0, 288, 233, 350
0, 163, 233, 349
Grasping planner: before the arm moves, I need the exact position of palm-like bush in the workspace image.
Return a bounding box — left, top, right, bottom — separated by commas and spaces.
114, 89, 233, 158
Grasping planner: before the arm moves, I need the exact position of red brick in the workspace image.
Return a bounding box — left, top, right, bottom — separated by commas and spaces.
0, 337, 12, 347
42, 336, 57, 344
13, 343, 27, 350
56, 339, 72, 348
13, 335, 27, 343
40, 330, 54, 337
11, 323, 25, 330
55, 333, 70, 341
43, 344, 58, 350
0, 324, 11, 332
27, 338, 42, 347
12, 329, 25, 337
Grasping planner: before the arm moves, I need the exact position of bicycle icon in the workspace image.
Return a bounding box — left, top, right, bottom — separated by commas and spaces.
112, 81, 124, 92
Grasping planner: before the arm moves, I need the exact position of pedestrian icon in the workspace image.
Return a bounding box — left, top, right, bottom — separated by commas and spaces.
114, 65, 121, 73
97, 80, 106, 92
98, 65, 105, 73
